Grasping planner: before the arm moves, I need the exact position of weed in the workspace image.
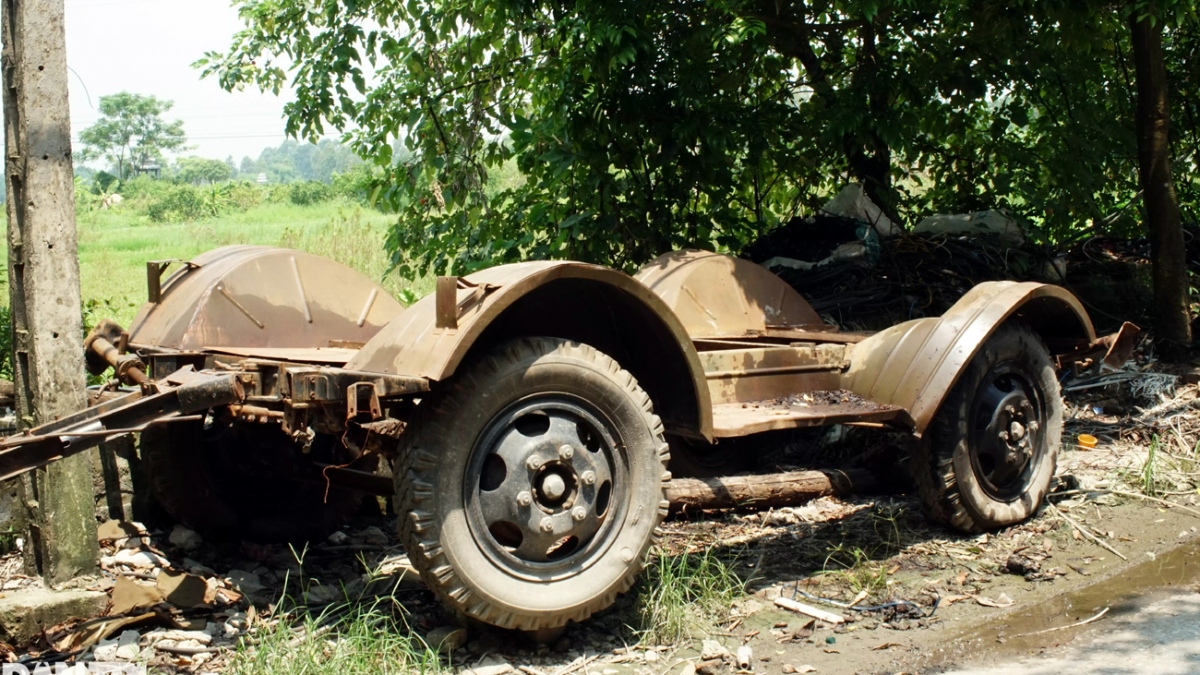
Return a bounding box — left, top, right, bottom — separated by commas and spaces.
817, 544, 889, 595
635, 547, 743, 645
227, 543, 443, 675
226, 597, 442, 675
0, 526, 17, 554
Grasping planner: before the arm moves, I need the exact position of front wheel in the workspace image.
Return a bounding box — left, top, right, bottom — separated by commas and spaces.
395, 338, 670, 631
912, 323, 1062, 532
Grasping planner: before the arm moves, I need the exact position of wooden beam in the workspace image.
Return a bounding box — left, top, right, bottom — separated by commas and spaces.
666, 469, 881, 512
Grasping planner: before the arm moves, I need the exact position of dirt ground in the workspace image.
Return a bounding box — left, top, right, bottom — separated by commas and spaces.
2, 363, 1199, 674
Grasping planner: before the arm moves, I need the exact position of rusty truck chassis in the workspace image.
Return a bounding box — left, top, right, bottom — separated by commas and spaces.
0, 245, 1139, 633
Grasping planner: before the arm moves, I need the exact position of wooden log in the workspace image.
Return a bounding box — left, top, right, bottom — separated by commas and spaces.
666, 468, 881, 512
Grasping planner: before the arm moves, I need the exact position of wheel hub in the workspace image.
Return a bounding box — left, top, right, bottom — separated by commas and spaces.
466, 400, 622, 569
969, 366, 1046, 501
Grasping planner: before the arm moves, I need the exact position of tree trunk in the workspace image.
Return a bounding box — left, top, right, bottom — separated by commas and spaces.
1130, 4, 1192, 356
666, 468, 882, 512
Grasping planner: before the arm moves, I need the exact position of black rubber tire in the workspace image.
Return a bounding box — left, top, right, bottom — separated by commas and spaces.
395, 338, 670, 631
141, 419, 366, 542
912, 323, 1062, 533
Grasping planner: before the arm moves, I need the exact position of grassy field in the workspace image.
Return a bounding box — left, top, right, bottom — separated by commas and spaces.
63, 199, 433, 328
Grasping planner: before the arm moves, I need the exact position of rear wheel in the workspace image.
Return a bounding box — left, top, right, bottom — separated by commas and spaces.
912, 323, 1061, 532
141, 419, 366, 542
396, 338, 670, 630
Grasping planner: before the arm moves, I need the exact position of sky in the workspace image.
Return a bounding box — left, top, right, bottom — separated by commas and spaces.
63, 0, 296, 165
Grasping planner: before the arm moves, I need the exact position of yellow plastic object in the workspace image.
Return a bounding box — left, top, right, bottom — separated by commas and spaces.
1078, 433, 1098, 449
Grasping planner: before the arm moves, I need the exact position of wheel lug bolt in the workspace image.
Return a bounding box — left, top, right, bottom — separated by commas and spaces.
571, 506, 587, 521
558, 444, 574, 460
581, 471, 596, 485
516, 491, 532, 507
540, 517, 555, 533
527, 455, 544, 470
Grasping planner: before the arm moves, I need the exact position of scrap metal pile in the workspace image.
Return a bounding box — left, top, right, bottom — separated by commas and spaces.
741, 208, 1198, 336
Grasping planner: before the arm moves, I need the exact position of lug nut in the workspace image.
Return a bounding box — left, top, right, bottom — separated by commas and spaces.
516, 491, 532, 507
571, 506, 587, 522
541, 473, 567, 500
558, 444, 574, 460
540, 517, 555, 533
581, 471, 596, 485
526, 455, 544, 470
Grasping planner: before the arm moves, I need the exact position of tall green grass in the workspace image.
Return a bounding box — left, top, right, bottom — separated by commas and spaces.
227, 597, 443, 675
635, 548, 743, 644
60, 199, 431, 327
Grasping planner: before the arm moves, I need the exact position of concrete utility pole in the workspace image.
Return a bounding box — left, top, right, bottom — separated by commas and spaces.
2, 0, 98, 583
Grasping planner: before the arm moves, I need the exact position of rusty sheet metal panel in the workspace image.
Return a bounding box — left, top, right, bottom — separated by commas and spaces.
127, 246, 404, 350
711, 396, 905, 437
842, 281, 1095, 435
701, 344, 846, 405
635, 250, 824, 338
346, 260, 714, 439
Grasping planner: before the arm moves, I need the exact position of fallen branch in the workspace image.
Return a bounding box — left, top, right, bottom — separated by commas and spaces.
1048, 504, 1126, 561
1104, 489, 1200, 519
1017, 607, 1110, 637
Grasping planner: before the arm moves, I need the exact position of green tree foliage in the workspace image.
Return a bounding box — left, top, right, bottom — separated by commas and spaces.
176, 156, 234, 185
77, 92, 187, 178
238, 139, 362, 184
199, 0, 1200, 280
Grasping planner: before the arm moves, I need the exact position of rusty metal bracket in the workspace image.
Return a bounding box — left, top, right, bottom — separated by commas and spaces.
1100, 322, 1141, 369
435, 276, 499, 330
435, 276, 459, 329
146, 259, 199, 304
346, 381, 382, 422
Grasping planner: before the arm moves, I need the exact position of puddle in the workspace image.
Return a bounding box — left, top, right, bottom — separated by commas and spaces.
936, 537, 1200, 664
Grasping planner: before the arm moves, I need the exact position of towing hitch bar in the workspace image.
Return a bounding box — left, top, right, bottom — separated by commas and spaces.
0, 368, 244, 482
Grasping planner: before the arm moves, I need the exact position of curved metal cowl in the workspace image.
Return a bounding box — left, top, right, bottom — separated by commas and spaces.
127, 246, 405, 350
634, 250, 824, 337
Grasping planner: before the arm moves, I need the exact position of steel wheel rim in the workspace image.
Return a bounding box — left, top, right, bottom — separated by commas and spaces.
967, 360, 1046, 501
464, 394, 629, 580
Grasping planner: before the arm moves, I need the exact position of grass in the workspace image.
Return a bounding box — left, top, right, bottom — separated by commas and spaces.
226, 545, 444, 675
635, 547, 744, 645
817, 544, 890, 596
226, 597, 443, 675
46, 198, 434, 328
814, 506, 905, 597
1141, 436, 1161, 497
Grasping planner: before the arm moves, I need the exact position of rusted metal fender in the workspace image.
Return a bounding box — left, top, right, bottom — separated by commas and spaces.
127, 246, 405, 350
346, 260, 714, 441
842, 281, 1095, 436
635, 250, 824, 338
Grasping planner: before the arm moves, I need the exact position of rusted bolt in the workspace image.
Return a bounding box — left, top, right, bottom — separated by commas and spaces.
539, 517, 554, 533
581, 471, 596, 486
558, 444, 574, 460
526, 455, 544, 471
516, 491, 532, 507
571, 506, 587, 522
